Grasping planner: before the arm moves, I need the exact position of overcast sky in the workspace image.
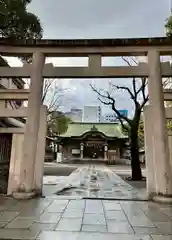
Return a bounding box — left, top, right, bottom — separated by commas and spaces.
28, 0, 169, 39
14, 1, 171, 115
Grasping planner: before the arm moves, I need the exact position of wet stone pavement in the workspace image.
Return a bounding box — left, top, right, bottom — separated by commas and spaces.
43, 165, 147, 200
0, 197, 172, 239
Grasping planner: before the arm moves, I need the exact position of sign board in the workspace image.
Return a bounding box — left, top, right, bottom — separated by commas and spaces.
72, 149, 80, 154
118, 109, 128, 118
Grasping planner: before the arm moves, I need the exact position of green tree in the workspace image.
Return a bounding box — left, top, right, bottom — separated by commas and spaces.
0, 0, 42, 39
48, 112, 71, 136
0, 0, 42, 64
165, 15, 172, 37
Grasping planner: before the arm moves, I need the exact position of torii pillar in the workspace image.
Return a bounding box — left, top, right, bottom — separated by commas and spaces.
13, 52, 45, 199
147, 50, 172, 203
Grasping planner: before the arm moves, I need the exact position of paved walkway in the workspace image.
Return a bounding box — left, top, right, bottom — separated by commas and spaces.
0, 197, 172, 239
43, 165, 147, 200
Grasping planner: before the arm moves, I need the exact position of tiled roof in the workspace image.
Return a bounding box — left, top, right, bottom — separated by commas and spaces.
60, 123, 127, 139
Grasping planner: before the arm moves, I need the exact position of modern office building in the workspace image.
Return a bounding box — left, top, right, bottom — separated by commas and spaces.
83, 106, 101, 122
103, 113, 117, 123
104, 110, 128, 123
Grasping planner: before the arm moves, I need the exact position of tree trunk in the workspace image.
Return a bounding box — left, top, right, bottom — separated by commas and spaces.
130, 125, 142, 181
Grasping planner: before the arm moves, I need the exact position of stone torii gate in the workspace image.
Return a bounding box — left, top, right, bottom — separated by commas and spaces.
0, 37, 172, 202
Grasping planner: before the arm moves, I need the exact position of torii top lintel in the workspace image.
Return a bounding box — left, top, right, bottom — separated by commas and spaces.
0, 37, 172, 56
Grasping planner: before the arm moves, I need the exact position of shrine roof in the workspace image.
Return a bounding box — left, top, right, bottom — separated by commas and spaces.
60, 122, 127, 139
0, 37, 171, 47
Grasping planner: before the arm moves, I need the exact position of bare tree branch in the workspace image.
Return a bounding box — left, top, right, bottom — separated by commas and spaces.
110, 83, 136, 103
90, 56, 150, 180
90, 84, 131, 125
42, 79, 52, 103
122, 56, 138, 66
132, 77, 148, 103
122, 56, 148, 108
132, 78, 137, 99
97, 95, 127, 130
122, 57, 147, 104
141, 77, 147, 102
163, 77, 172, 88
41, 79, 68, 115
129, 57, 138, 65
47, 93, 63, 115
122, 57, 132, 66
140, 94, 149, 109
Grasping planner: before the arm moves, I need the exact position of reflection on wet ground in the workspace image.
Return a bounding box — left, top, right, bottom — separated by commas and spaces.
43, 165, 147, 200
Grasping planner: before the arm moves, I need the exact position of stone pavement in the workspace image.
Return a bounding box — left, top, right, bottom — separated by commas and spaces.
43, 165, 147, 200
0, 197, 172, 239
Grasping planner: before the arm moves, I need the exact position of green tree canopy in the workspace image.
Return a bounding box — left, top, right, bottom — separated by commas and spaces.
0, 0, 42, 39
165, 15, 172, 37
0, 0, 42, 64
48, 113, 71, 136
